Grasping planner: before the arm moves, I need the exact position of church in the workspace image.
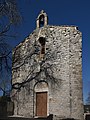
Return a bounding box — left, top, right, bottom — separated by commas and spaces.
12, 10, 84, 120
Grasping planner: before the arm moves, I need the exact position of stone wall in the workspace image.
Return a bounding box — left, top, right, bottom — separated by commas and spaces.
12, 25, 84, 120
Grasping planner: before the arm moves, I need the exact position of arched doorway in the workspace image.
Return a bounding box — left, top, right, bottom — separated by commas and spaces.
34, 81, 49, 117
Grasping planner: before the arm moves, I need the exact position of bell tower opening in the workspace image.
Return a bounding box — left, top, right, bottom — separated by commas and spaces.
39, 15, 44, 27
36, 10, 48, 28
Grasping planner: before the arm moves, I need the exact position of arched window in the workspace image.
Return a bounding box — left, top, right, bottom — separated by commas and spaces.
38, 37, 46, 59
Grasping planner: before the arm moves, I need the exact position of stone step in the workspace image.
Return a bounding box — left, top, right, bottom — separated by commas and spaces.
0, 116, 76, 120
0, 116, 52, 120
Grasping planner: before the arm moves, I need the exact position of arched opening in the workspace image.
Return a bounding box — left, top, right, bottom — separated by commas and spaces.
39, 15, 45, 27
38, 37, 46, 59
34, 81, 49, 117
36, 10, 48, 28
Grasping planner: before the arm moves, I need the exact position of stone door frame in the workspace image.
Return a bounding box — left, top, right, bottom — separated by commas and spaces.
33, 80, 49, 117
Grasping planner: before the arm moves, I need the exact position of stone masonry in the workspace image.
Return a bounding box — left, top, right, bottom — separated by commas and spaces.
12, 10, 84, 120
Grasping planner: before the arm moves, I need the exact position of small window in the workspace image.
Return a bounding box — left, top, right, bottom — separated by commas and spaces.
38, 37, 45, 59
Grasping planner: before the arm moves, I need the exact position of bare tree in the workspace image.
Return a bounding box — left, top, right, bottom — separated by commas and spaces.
12, 38, 62, 97
0, 0, 21, 96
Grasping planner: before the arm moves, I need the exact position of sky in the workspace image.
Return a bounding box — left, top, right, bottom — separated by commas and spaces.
6, 0, 90, 104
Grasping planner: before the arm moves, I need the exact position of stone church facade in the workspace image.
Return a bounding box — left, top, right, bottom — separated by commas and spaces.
12, 10, 84, 120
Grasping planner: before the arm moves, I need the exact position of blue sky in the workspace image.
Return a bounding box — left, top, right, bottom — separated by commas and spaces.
7, 0, 90, 104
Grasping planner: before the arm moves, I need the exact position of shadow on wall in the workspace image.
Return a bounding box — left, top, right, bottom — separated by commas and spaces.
0, 96, 14, 117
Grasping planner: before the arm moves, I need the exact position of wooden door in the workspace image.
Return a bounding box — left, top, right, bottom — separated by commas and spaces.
36, 92, 47, 117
